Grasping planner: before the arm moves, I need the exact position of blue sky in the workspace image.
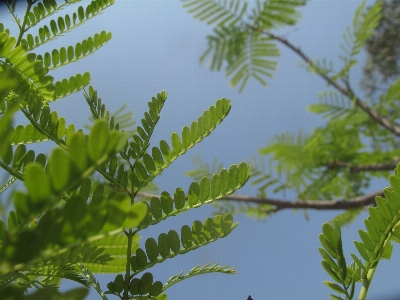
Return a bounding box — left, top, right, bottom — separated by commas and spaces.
2, 0, 400, 299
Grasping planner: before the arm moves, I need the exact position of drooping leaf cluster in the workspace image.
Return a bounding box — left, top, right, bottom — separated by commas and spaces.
0, 1, 251, 299
182, 0, 305, 92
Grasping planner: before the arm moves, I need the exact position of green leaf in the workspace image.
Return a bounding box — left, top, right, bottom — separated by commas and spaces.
145, 238, 159, 263
143, 153, 157, 174
152, 147, 164, 167
188, 182, 200, 206
319, 248, 339, 271
321, 260, 341, 283
375, 196, 393, 221
368, 207, 386, 232
182, 0, 248, 26
149, 281, 163, 297
161, 191, 173, 215
181, 225, 193, 249
171, 132, 181, 154
358, 230, 374, 252
168, 230, 180, 253
174, 188, 185, 210
48, 147, 70, 192
24, 163, 51, 204
199, 176, 210, 202
88, 120, 109, 161
322, 223, 339, 248
158, 233, 170, 258
364, 218, 380, 243
150, 197, 163, 220
160, 140, 172, 161
181, 125, 191, 148
323, 281, 345, 294
139, 272, 153, 295
354, 241, 370, 261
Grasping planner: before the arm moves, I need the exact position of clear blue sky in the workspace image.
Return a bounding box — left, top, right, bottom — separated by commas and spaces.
2, 1, 399, 299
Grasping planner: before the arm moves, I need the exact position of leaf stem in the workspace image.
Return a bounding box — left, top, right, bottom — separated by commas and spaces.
15, 0, 35, 46
123, 164, 136, 299
359, 267, 376, 300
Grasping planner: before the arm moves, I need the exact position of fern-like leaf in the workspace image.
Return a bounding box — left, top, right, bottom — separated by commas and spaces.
250, 0, 306, 29
83, 234, 140, 273
130, 214, 237, 276
162, 263, 235, 292
78, 263, 108, 300
37, 31, 112, 70
308, 90, 355, 119
181, 0, 247, 27
201, 28, 279, 92
23, 0, 79, 33
131, 97, 232, 193
22, 0, 115, 50
138, 162, 251, 230
334, 0, 381, 79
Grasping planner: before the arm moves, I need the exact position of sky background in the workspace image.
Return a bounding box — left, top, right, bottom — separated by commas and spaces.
1, 0, 400, 299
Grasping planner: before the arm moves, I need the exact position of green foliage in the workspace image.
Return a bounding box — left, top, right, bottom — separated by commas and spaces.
183, 0, 305, 91
182, 1, 400, 297
319, 164, 400, 299
0, 1, 250, 299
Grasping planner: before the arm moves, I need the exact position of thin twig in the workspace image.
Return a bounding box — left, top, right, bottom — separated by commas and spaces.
326, 161, 399, 173
137, 189, 383, 212
251, 27, 400, 137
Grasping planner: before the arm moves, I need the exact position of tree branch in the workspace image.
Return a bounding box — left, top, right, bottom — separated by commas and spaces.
326, 161, 399, 173
252, 27, 400, 137
137, 189, 382, 212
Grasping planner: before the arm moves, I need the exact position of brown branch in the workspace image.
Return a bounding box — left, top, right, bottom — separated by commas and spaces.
137, 189, 382, 212
251, 27, 400, 137
326, 161, 399, 173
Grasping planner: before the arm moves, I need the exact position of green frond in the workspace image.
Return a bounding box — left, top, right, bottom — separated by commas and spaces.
320, 166, 400, 298
128, 91, 167, 160
130, 214, 237, 276
23, 0, 80, 33
37, 31, 112, 70
308, 90, 355, 119
138, 162, 251, 231
131, 98, 232, 193
200, 25, 246, 71
0, 31, 56, 102
22, 0, 115, 50
18, 103, 70, 147
319, 220, 357, 298
250, 0, 306, 29
26, 263, 89, 287
0, 120, 129, 228
162, 263, 235, 292
84, 86, 148, 138
201, 27, 279, 92
0, 196, 147, 277
334, 0, 381, 79
298, 58, 334, 77
181, 0, 248, 27
41, 242, 114, 267
0, 176, 16, 195
53, 71, 91, 99
106, 271, 163, 298
83, 234, 140, 273
78, 264, 108, 300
